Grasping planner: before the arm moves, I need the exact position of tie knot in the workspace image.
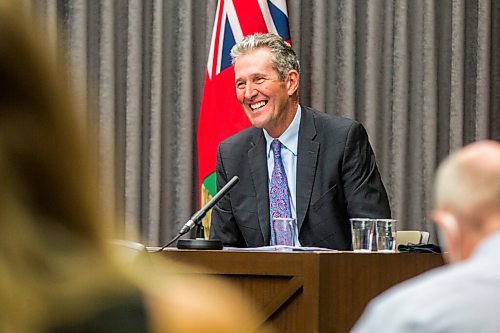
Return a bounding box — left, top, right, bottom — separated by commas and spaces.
271, 139, 281, 155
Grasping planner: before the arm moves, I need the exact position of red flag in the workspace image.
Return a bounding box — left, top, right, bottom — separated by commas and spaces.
197, 0, 291, 236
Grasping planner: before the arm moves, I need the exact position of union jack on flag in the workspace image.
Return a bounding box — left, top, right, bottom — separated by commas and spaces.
206, 0, 290, 79
197, 0, 291, 237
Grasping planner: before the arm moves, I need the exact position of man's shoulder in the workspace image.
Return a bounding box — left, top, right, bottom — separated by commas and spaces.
354, 259, 500, 332
301, 106, 365, 141
352, 266, 457, 332
302, 106, 360, 130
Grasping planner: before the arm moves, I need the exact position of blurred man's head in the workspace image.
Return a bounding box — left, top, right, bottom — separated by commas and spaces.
433, 141, 500, 263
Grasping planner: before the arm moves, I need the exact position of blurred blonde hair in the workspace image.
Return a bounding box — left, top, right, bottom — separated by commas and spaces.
0, 2, 139, 332
0, 3, 272, 333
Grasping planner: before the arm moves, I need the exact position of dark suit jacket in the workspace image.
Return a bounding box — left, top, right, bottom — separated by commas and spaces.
210, 106, 391, 249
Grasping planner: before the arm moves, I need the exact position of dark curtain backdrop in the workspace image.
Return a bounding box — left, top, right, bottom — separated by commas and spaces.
25, 0, 500, 245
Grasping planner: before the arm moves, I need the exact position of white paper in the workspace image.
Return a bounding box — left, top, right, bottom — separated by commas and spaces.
223, 245, 337, 252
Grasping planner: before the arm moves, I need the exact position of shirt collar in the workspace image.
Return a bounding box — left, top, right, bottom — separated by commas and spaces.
263, 105, 301, 157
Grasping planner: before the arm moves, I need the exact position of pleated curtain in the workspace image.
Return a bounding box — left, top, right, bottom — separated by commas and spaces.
24, 0, 500, 246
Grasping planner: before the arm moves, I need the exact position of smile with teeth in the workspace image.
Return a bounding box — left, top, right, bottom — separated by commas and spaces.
249, 100, 268, 111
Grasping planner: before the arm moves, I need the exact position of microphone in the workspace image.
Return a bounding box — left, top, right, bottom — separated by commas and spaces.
151, 176, 239, 252
178, 175, 240, 235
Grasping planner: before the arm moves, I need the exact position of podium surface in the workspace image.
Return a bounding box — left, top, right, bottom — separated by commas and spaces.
157, 249, 443, 333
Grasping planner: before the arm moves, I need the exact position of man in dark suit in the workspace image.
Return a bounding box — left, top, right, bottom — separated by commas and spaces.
210, 33, 390, 249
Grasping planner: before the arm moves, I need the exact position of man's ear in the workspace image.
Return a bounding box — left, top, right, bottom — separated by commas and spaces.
432, 210, 461, 263
286, 70, 299, 96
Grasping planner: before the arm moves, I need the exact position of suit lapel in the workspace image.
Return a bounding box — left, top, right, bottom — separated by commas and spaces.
296, 107, 319, 231
248, 130, 270, 244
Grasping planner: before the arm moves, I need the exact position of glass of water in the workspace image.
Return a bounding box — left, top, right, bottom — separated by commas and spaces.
350, 218, 375, 252
376, 219, 397, 252
272, 217, 297, 246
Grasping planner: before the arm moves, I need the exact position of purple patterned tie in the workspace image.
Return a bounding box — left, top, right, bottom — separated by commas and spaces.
269, 139, 293, 245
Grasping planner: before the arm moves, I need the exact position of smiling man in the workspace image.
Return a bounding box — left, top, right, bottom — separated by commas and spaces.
209, 33, 390, 249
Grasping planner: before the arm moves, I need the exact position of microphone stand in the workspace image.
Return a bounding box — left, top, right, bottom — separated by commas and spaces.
177, 223, 223, 250
151, 176, 239, 252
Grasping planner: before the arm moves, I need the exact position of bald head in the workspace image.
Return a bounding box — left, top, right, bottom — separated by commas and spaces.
435, 140, 500, 228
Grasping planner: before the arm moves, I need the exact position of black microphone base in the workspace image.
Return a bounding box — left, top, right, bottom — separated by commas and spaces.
177, 239, 223, 250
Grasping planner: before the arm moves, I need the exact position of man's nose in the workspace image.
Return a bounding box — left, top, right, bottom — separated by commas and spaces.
244, 82, 257, 99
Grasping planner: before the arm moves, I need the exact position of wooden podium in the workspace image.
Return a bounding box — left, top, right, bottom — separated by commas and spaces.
157, 250, 443, 333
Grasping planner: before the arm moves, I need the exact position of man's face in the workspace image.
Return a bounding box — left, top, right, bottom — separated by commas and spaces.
234, 48, 296, 137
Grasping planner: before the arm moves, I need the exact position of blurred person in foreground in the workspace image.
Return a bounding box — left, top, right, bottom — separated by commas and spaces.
0, 2, 271, 333
352, 140, 500, 332
210, 33, 390, 249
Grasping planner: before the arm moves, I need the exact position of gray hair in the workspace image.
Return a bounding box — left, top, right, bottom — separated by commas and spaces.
230, 33, 300, 81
